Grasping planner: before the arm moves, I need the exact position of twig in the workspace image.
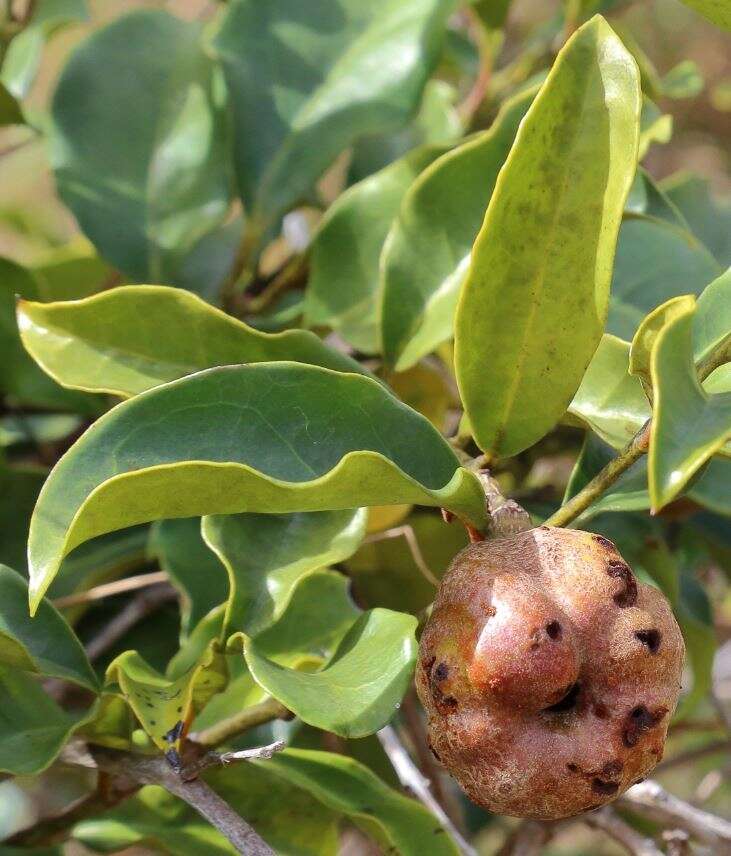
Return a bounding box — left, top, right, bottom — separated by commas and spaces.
620, 780, 731, 850
584, 806, 663, 856
190, 697, 290, 748
364, 524, 440, 586
244, 252, 307, 314
496, 820, 556, 856
377, 724, 478, 856
662, 830, 691, 856
53, 571, 170, 608
457, 6, 497, 125
184, 740, 286, 777
84, 584, 177, 662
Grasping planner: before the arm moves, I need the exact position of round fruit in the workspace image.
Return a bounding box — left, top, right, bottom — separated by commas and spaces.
416, 526, 684, 820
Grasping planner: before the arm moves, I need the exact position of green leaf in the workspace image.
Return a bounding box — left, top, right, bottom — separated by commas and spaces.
625, 167, 687, 227
568, 334, 650, 449
0, 257, 98, 412
0, 664, 95, 775
0, 565, 97, 690
201, 509, 366, 636
0, 82, 24, 126
50, 10, 232, 285
262, 748, 461, 855
0, 414, 81, 450
662, 60, 704, 99
243, 609, 416, 737
455, 17, 640, 457
106, 644, 227, 754
677, 0, 731, 31
28, 363, 486, 611
31, 239, 113, 302
148, 518, 228, 639
17, 285, 371, 397
649, 298, 731, 510
691, 456, 731, 516
638, 96, 672, 159
305, 145, 444, 352
662, 172, 731, 267
212, 0, 451, 234
0, 464, 45, 572
607, 215, 721, 340
380, 87, 535, 370
1, 0, 88, 99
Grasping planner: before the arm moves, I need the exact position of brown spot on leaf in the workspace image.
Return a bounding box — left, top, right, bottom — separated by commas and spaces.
607, 560, 638, 607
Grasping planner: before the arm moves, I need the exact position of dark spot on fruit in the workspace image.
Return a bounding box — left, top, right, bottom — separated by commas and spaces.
422, 655, 436, 675
593, 534, 615, 551
434, 663, 449, 681
566, 763, 580, 773
593, 701, 609, 719
602, 760, 623, 777
543, 682, 582, 714
635, 629, 661, 654
591, 778, 619, 796
607, 560, 638, 607
622, 705, 668, 747
546, 620, 562, 640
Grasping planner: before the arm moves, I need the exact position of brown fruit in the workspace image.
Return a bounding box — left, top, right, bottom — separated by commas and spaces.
416, 526, 684, 820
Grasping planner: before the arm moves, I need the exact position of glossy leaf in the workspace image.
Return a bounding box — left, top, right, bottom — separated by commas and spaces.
677, 0, 731, 31
17, 285, 370, 397
0, 464, 45, 573
148, 518, 228, 639
694, 268, 731, 363
202, 509, 366, 637
567, 334, 650, 449
263, 749, 460, 855
305, 146, 443, 352
629, 295, 693, 399
607, 215, 721, 340
455, 17, 640, 456
0, 664, 94, 775
31, 239, 112, 302
638, 96, 672, 159
0, 565, 97, 690
380, 87, 535, 370
1, 0, 88, 99
106, 645, 226, 754
243, 608, 417, 737
213, 0, 450, 233
50, 10, 232, 285
649, 299, 731, 510
27, 363, 486, 610
662, 172, 731, 266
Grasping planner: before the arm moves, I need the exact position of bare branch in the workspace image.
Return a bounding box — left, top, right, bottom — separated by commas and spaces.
377, 725, 478, 856
620, 780, 731, 849
496, 819, 556, 856
53, 571, 170, 608
584, 806, 663, 856
662, 829, 691, 856
185, 740, 286, 777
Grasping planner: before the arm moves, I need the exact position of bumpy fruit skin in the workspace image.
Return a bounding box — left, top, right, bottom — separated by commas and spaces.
416, 526, 684, 820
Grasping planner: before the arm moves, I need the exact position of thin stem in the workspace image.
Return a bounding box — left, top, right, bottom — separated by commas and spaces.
584, 807, 663, 856
377, 724, 478, 856
364, 524, 439, 586
244, 252, 307, 315
53, 571, 170, 608
697, 335, 731, 381
543, 421, 650, 529
191, 697, 290, 748
496, 820, 557, 856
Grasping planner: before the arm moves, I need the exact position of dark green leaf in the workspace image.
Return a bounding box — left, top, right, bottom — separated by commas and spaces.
28, 363, 486, 610
50, 10, 232, 285
0, 464, 45, 572
662, 172, 731, 267
455, 17, 640, 456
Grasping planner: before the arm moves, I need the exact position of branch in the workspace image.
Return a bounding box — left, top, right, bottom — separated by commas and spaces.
584, 806, 663, 856
190, 697, 290, 748
53, 571, 170, 608
184, 740, 286, 778
620, 779, 731, 848
377, 725, 478, 856
496, 820, 556, 856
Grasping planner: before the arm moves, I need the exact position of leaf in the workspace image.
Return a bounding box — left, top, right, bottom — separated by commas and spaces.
0, 664, 95, 775
690, 456, 731, 516
0, 82, 24, 126
662, 60, 704, 99
455, 17, 640, 457
648, 298, 731, 510
262, 748, 461, 855
0, 565, 97, 690
305, 145, 444, 352
31, 239, 113, 302
0, 414, 81, 450
50, 9, 232, 286
388, 363, 453, 430
28, 363, 486, 611
1, 0, 88, 99
677, 0, 731, 31
567, 334, 650, 449
201, 509, 366, 637
148, 518, 229, 639
106, 645, 227, 755
638, 96, 672, 159
0, 464, 45, 573
662, 172, 731, 267
380, 87, 535, 370
606, 215, 721, 340
17, 285, 371, 397
212, 0, 451, 235
243, 608, 417, 737
694, 267, 731, 363
625, 167, 687, 227
0, 257, 99, 412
